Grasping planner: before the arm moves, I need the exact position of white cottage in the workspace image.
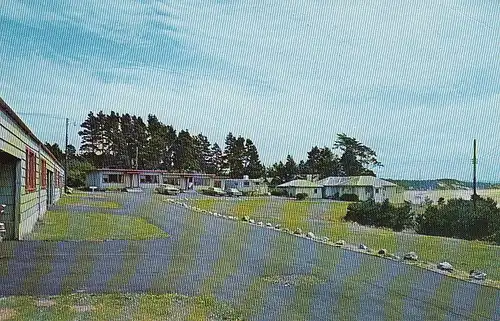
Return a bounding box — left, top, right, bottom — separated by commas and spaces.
317, 176, 403, 203
276, 179, 323, 199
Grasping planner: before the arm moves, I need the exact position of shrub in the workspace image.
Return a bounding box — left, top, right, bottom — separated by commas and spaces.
295, 193, 308, 200
270, 189, 288, 197
416, 196, 500, 243
339, 193, 359, 202
345, 199, 414, 232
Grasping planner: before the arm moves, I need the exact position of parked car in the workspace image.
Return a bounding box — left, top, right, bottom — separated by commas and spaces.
226, 188, 243, 197
201, 187, 227, 196
155, 184, 180, 195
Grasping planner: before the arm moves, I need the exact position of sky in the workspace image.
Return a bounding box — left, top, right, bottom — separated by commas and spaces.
1, 0, 499, 181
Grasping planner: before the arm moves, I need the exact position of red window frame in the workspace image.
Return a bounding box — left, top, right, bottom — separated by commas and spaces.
25, 148, 37, 193
55, 169, 59, 188
41, 159, 47, 189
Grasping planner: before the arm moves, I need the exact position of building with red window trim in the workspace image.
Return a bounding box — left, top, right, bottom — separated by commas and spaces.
0, 97, 64, 240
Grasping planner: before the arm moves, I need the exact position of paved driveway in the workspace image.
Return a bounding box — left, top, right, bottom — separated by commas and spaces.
0, 192, 498, 321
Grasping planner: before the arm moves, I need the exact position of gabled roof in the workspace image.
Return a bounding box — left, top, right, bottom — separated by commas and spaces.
317, 176, 397, 188
277, 179, 323, 188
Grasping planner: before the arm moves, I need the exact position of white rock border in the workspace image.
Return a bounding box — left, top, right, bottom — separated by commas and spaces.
164, 198, 498, 288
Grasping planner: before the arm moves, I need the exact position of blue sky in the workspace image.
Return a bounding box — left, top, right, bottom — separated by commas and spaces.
1, 0, 499, 181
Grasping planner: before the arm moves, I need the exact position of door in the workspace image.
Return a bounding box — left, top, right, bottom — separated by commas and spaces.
128, 174, 140, 188
0, 151, 19, 240
47, 170, 54, 205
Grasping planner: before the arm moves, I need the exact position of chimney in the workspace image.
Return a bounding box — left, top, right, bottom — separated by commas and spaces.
306, 174, 312, 181
243, 175, 249, 180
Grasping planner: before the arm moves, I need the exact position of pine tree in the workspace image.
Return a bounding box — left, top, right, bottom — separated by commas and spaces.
145, 114, 176, 170
171, 130, 197, 171
207, 143, 223, 175
193, 133, 212, 173
79, 111, 108, 167
334, 133, 381, 176
243, 139, 265, 178
305, 146, 340, 179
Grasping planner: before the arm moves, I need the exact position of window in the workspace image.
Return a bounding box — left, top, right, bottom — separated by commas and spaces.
55, 169, 63, 188
365, 187, 371, 194
140, 175, 159, 184
41, 159, 47, 189
314, 188, 318, 194
25, 148, 36, 193
164, 177, 180, 185
193, 177, 203, 186
103, 174, 123, 183
375, 188, 380, 194
243, 181, 250, 187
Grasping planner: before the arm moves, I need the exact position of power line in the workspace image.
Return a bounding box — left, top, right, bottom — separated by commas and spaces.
17, 112, 80, 124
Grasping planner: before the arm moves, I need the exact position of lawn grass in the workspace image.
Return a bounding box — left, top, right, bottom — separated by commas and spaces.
0, 293, 243, 321
57, 195, 121, 209
186, 198, 500, 282
229, 198, 268, 218
30, 210, 168, 241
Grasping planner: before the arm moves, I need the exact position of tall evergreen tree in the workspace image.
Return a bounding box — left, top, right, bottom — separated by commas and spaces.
305, 146, 340, 179
243, 139, 265, 178
170, 130, 197, 171
79, 111, 108, 167
104, 111, 125, 167
267, 155, 298, 185
333, 133, 381, 176
206, 143, 223, 175
144, 114, 176, 170
193, 133, 212, 173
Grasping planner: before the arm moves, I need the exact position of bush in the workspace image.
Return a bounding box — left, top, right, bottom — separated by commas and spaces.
295, 193, 308, 200
416, 196, 500, 243
345, 199, 414, 232
270, 189, 288, 197
339, 193, 359, 202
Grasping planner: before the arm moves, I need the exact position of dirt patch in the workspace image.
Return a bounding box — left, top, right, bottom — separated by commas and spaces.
36, 298, 56, 308
0, 308, 17, 321
263, 274, 324, 287
73, 305, 93, 313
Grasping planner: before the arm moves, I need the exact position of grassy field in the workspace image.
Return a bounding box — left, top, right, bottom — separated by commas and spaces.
28, 193, 168, 241
0, 293, 242, 321
6, 192, 498, 320
187, 197, 500, 282
29, 210, 169, 241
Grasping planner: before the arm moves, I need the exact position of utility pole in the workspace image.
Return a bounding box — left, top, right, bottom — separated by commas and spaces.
65, 117, 69, 193
472, 139, 478, 209
135, 146, 139, 170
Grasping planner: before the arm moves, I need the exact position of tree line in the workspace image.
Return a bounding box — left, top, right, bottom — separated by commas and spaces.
77, 111, 265, 178
45, 111, 382, 184
267, 133, 382, 185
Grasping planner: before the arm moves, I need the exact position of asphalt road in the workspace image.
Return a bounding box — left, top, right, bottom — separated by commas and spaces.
0, 192, 498, 321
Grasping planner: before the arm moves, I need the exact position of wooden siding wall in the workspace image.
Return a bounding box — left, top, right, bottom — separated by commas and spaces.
1, 108, 63, 240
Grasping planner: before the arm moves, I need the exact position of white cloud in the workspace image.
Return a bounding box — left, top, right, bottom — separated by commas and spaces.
1, 0, 499, 180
